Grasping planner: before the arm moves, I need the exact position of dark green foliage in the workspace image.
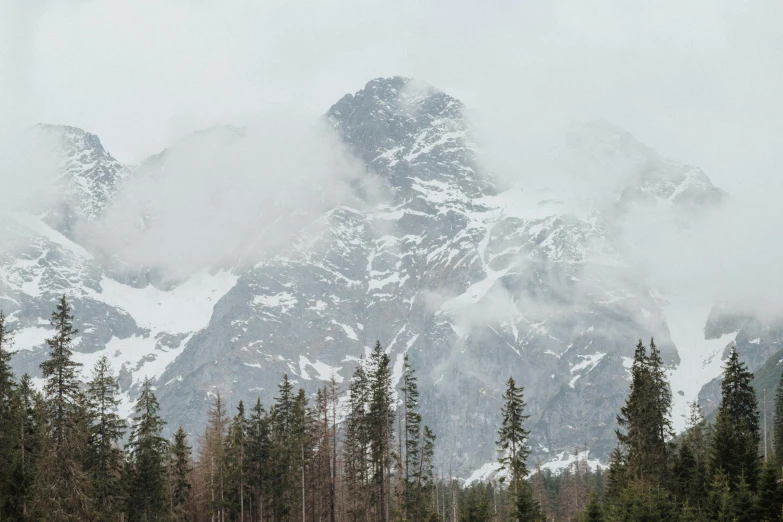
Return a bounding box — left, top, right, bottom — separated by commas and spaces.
615, 339, 672, 487
0, 310, 16, 518
33, 296, 94, 520
757, 459, 783, 521
246, 398, 270, 521
170, 427, 192, 521
710, 347, 761, 490
581, 492, 603, 522
498, 376, 531, 495
126, 377, 169, 521
608, 479, 677, 522
514, 485, 543, 522
460, 482, 492, 522
732, 473, 758, 522
774, 369, 783, 466
85, 355, 126, 516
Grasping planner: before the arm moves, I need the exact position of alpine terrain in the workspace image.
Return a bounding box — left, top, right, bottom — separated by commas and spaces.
3, 77, 780, 477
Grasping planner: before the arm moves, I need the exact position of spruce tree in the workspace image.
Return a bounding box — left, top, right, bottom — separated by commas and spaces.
85, 355, 126, 516
33, 295, 94, 520
773, 370, 783, 466
615, 339, 671, 486
246, 399, 270, 522
710, 347, 761, 490
7, 374, 44, 519
757, 459, 782, 522
0, 311, 16, 519
345, 356, 371, 521
225, 400, 248, 521
581, 491, 603, 522
126, 377, 169, 521
497, 376, 531, 497
169, 427, 193, 521
369, 340, 394, 522
270, 374, 296, 520
732, 473, 758, 522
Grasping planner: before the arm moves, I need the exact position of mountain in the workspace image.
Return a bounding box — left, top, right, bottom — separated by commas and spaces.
2, 77, 751, 476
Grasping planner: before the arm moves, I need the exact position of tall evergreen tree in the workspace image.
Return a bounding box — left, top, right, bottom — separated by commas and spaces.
225, 400, 248, 521
169, 427, 193, 521
368, 341, 394, 522
757, 459, 782, 522
246, 399, 270, 522
773, 369, 783, 466
85, 355, 126, 516
710, 347, 761, 490
497, 376, 531, 498
0, 311, 16, 519
40, 295, 83, 446
126, 377, 169, 521
615, 339, 671, 486
345, 356, 371, 522
33, 295, 94, 520
270, 375, 296, 521
7, 374, 45, 519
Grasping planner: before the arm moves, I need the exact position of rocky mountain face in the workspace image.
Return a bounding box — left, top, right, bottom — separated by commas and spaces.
2, 77, 753, 476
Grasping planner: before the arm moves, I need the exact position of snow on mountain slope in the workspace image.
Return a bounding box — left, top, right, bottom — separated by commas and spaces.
3, 77, 742, 477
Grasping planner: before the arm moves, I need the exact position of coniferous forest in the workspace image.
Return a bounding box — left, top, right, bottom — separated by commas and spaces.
0, 297, 782, 521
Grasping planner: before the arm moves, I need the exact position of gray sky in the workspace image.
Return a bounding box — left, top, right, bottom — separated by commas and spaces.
1, 0, 782, 312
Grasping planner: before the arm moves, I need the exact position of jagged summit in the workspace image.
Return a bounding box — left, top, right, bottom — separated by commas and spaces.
4, 77, 766, 478
31, 123, 128, 234
327, 77, 491, 198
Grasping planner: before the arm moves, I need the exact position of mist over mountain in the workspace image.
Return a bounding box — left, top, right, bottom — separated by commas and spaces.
2, 76, 780, 477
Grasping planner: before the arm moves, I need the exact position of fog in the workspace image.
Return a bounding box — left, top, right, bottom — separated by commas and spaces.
1, 0, 782, 316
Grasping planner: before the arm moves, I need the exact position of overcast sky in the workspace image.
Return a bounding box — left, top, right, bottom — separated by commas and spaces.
1, 0, 782, 310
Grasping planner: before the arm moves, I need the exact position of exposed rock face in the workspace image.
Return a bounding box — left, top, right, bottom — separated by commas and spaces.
3, 77, 739, 475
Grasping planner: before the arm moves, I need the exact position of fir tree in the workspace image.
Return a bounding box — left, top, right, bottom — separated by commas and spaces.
345, 356, 371, 522
0, 311, 16, 519
497, 376, 531, 497
773, 369, 783, 466
169, 427, 193, 521
246, 398, 270, 522
33, 296, 94, 520
270, 374, 296, 520
732, 473, 758, 522
85, 355, 126, 516
126, 377, 169, 521
615, 339, 671, 486
757, 459, 782, 522
710, 347, 761, 490
7, 375, 44, 519
581, 491, 603, 522
225, 400, 248, 521
705, 470, 732, 522
369, 340, 395, 522
460, 483, 491, 522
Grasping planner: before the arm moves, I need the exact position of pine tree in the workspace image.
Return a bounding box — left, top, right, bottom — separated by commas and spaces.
705, 470, 732, 522
7, 374, 44, 519
732, 473, 758, 522
33, 295, 94, 520
614, 339, 672, 486
225, 400, 248, 521
369, 341, 394, 522
757, 459, 782, 522
0, 310, 16, 519
270, 374, 296, 520
170, 427, 193, 521
246, 398, 270, 522
581, 491, 603, 522
460, 483, 491, 522
710, 347, 761, 490
497, 376, 531, 498
85, 355, 126, 516
126, 377, 169, 521
345, 357, 371, 522
40, 295, 83, 447
773, 370, 783, 466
